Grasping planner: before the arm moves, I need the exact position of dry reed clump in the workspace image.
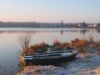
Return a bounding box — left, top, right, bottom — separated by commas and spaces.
88, 35, 94, 43
71, 39, 89, 53
22, 39, 89, 55
30, 43, 48, 54
53, 40, 71, 49
71, 39, 89, 49
52, 39, 89, 52
92, 41, 100, 55
20, 33, 31, 56
96, 47, 100, 55
20, 35, 90, 55
53, 40, 61, 47
0, 65, 3, 75
94, 42, 100, 48
8, 65, 15, 75
18, 56, 26, 68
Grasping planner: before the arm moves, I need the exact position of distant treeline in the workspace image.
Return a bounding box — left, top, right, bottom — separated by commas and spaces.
0, 22, 99, 28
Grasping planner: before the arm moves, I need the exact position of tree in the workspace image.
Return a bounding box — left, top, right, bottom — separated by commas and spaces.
81, 22, 87, 28
97, 23, 100, 27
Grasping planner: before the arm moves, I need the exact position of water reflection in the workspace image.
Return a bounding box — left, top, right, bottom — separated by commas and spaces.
0, 28, 100, 75
96, 28, 100, 33
80, 29, 88, 34
0, 28, 100, 34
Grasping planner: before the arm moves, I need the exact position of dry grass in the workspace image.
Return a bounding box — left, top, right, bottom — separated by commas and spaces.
0, 64, 17, 75
0, 65, 3, 75
88, 35, 94, 43
96, 47, 100, 55
53, 40, 71, 49
71, 39, 89, 49
19, 35, 99, 56
18, 56, 26, 68
20, 33, 31, 56
30, 43, 47, 54
95, 42, 100, 48
8, 65, 15, 75
20, 38, 90, 55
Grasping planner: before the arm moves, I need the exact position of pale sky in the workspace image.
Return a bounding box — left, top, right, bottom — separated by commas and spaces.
0, 0, 100, 23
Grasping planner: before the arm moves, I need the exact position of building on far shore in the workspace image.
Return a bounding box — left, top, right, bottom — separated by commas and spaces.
91, 23, 100, 28
78, 22, 88, 28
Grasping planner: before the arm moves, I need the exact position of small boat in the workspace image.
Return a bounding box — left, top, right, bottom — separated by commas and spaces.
24, 48, 78, 65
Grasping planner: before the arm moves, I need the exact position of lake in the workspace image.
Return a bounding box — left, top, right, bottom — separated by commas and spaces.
0, 28, 100, 75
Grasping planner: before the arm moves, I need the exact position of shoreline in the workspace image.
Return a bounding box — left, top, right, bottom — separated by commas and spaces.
17, 54, 100, 75
17, 39, 100, 75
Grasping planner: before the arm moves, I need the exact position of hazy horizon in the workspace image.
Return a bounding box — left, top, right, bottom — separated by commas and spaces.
0, 0, 100, 23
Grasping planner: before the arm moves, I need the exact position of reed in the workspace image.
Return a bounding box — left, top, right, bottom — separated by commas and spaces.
88, 35, 94, 43
20, 33, 31, 56
0, 65, 3, 75
8, 65, 15, 75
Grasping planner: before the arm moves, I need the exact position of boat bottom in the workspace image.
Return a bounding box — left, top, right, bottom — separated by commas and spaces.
25, 54, 77, 66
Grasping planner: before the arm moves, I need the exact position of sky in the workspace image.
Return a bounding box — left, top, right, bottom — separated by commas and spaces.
0, 0, 100, 23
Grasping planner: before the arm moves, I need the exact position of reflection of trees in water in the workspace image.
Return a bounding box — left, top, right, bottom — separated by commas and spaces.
60, 29, 88, 35
57, 28, 100, 35
80, 28, 100, 34
80, 29, 88, 35
96, 28, 100, 33
60, 30, 64, 35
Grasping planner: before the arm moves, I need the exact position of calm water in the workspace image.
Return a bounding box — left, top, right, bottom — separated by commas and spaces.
0, 28, 100, 74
